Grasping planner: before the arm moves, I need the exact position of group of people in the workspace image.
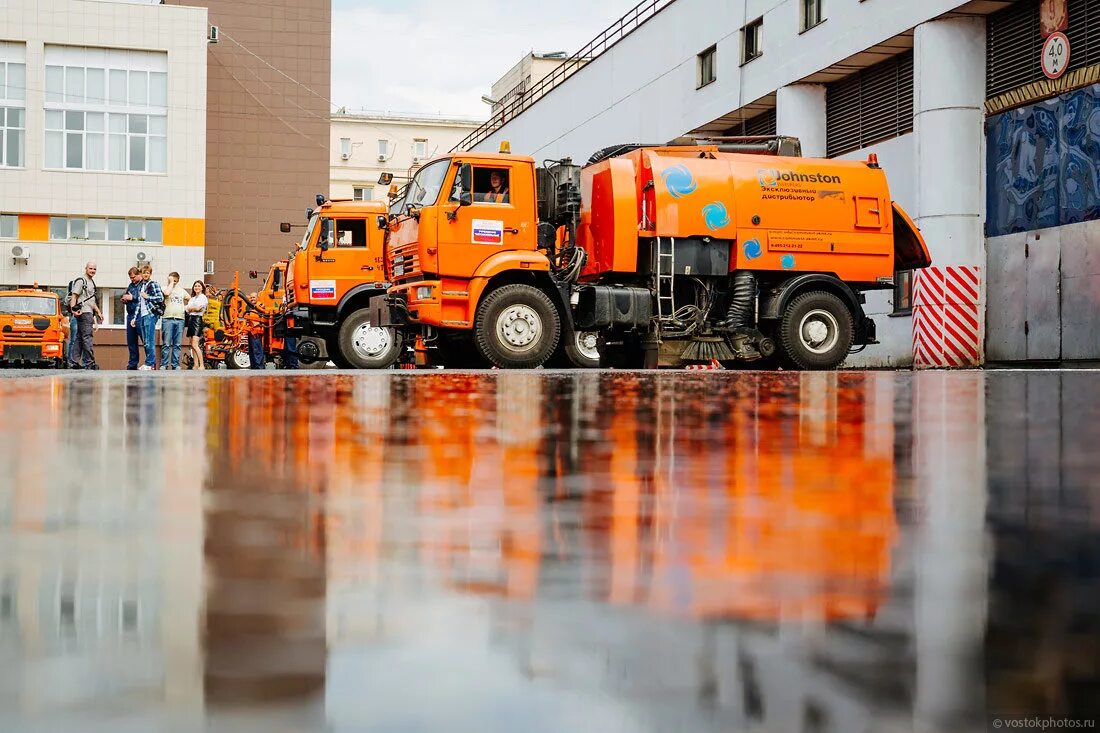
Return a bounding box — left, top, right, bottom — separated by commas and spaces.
66, 260, 212, 371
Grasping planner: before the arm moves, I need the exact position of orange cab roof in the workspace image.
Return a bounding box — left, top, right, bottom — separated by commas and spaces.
424, 151, 536, 165
319, 199, 388, 214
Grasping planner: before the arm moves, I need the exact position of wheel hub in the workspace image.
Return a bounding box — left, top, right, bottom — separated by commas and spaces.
576, 331, 600, 360
353, 323, 391, 358
799, 309, 840, 354
498, 305, 542, 350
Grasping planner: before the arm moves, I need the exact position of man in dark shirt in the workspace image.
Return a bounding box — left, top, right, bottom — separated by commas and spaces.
120, 267, 143, 370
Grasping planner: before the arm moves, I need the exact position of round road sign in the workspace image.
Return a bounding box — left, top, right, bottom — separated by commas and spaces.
1041, 32, 1071, 80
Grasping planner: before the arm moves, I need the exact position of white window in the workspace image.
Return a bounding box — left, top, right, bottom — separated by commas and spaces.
414, 139, 427, 159
801, 0, 824, 31
697, 46, 716, 88
47, 216, 162, 243
353, 186, 373, 201
0, 214, 17, 239
741, 18, 763, 64
0, 43, 26, 168
377, 138, 388, 157
43, 46, 167, 174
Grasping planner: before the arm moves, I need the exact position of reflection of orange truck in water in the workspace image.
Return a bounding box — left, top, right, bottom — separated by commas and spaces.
421, 372, 895, 623
0, 287, 68, 367
370, 138, 931, 370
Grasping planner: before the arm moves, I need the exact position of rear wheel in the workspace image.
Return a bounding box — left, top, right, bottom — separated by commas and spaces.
337, 308, 402, 369
777, 290, 854, 370
473, 284, 560, 368
563, 329, 600, 368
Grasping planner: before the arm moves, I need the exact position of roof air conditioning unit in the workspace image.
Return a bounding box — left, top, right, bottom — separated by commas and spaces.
208, 25, 220, 43
11, 245, 29, 264
135, 251, 150, 264
204, 259, 215, 275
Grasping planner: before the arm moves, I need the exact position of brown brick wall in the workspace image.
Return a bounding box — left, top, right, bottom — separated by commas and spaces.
166, 0, 331, 287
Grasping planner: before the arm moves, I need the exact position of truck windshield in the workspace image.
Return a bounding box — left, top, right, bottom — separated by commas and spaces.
404, 159, 449, 209
0, 296, 56, 316
300, 215, 319, 251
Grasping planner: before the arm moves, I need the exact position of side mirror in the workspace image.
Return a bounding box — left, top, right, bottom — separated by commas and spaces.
318, 237, 329, 252
279, 222, 292, 233
248, 270, 259, 279
376, 215, 387, 230
378, 172, 394, 185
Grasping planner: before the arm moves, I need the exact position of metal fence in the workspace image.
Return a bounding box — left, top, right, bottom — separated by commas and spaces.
451, 0, 678, 152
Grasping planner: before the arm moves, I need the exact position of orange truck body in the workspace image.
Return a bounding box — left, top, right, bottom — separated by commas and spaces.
285, 198, 399, 367
0, 288, 68, 367
366, 139, 931, 370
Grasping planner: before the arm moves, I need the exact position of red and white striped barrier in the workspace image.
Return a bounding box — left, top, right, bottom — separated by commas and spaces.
912, 266, 981, 368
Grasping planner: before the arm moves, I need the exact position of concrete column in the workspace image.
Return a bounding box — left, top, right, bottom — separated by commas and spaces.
775, 84, 827, 158
912, 17, 986, 367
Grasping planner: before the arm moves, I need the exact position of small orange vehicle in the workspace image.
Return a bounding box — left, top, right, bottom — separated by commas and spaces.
0, 286, 68, 368
369, 136, 931, 369
283, 196, 399, 368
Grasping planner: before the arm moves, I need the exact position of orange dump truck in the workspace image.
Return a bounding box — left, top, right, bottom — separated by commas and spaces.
369, 137, 931, 369
284, 197, 399, 368
0, 287, 68, 368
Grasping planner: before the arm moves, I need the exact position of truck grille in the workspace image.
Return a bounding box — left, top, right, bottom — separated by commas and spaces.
389, 241, 422, 281
3, 331, 45, 342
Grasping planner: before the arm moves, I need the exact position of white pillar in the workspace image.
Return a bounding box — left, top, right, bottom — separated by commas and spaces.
775, 84, 827, 158
912, 17, 986, 367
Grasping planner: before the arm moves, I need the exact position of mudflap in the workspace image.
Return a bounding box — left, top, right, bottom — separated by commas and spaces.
367, 294, 406, 329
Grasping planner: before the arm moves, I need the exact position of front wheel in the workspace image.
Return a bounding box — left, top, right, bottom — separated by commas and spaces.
337, 309, 402, 369
225, 347, 251, 370
777, 290, 854, 370
473, 284, 561, 368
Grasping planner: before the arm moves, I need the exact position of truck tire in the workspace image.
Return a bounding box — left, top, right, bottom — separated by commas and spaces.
326, 336, 351, 368
778, 290, 854, 370
337, 308, 402, 369
563, 329, 601, 368
225, 347, 251, 370
473, 284, 560, 368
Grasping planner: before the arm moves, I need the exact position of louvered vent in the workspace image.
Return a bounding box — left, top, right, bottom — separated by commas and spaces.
826, 51, 914, 158
724, 108, 777, 137
988, 0, 1100, 99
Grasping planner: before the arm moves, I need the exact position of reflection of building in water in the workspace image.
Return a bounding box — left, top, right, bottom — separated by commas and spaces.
985, 373, 1100, 718
202, 377, 329, 712
0, 376, 205, 723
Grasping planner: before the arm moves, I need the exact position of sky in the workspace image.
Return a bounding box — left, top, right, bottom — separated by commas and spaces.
330, 0, 642, 120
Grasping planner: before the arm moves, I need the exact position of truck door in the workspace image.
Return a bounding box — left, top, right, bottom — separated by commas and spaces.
305, 216, 377, 306
435, 161, 534, 278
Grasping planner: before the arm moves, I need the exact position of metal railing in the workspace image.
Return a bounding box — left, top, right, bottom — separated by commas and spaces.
452, 0, 678, 152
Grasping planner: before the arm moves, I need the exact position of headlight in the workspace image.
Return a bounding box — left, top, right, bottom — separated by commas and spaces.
415, 286, 433, 301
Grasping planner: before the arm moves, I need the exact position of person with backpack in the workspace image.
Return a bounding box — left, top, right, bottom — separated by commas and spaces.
136, 264, 164, 370
68, 261, 103, 370
119, 266, 143, 370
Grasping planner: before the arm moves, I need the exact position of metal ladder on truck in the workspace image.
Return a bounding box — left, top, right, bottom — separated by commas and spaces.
655, 236, 675, 322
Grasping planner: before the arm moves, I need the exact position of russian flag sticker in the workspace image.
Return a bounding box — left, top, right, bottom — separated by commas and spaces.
472, 219, 504, 245
310, 279, 336, 300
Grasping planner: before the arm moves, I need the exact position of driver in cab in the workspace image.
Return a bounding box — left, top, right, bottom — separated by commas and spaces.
478, 170, 509, 204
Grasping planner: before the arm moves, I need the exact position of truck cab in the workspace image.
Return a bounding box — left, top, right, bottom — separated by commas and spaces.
285, 197, 400, 368
0, 287, 68, 368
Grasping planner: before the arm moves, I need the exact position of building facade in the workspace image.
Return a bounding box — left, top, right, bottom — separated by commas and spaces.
0, 0, 208, 366
330, 111, 480, 202
165, 0, 331, 287
465, 0, 1100, 367
487, 52, 574, 117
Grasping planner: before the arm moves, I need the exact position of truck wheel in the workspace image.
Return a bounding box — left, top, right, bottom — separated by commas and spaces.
563, 330, 601, 368
225, 348, 251, 370
778, 290, 854, 370
473, 284, 560, 368
326, 337, 351, 368
337, 309, 402, 369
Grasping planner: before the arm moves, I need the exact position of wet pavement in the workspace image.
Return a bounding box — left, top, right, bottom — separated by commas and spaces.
0, 369, 1098, 733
